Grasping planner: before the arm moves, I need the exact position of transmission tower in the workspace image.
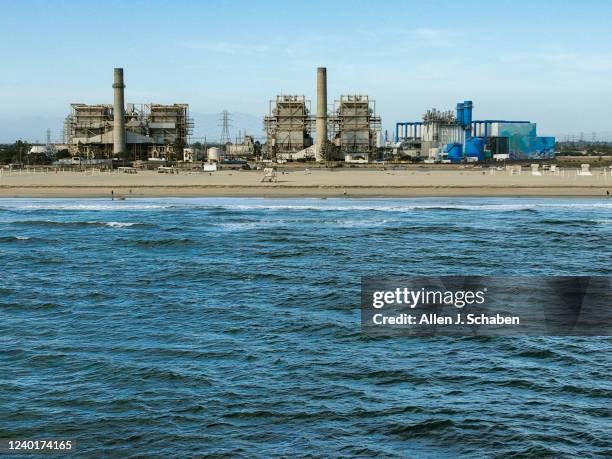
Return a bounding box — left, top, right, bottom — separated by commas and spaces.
219, 110, 232, 144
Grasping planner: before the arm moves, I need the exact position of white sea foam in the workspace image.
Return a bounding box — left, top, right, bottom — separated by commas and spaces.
210, 203, 612, 212
1, 198, 611, 213
334, 218, 390, 228
15, 204, 171, 211
216, 217, 392, 230
216, 222, 261, 231
7, 219, 142, 228
216, 221, 284, 231
101, 222, 139, 228
15, 235, 30, 240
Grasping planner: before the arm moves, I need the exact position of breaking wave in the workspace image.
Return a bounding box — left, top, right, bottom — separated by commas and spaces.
0, 235, 33, 242
11, 220, 152, 228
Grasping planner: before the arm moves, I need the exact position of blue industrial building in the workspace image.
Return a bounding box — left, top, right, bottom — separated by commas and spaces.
395, 101, 555, 162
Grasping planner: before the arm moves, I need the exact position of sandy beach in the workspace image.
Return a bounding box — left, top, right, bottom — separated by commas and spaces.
0, 168, 610, 197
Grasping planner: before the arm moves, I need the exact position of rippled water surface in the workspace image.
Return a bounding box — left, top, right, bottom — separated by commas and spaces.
0, 197, 610, 457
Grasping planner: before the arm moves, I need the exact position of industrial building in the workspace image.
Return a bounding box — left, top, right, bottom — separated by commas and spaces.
64, 68, 193, 160
264, 95, 314, 160
225, 134, 257, 158
329, 95, 382, 163
395, 101, 555, 162
263, 68, 381, 162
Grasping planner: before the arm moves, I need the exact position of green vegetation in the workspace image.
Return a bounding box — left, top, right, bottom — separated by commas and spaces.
55, 149, 71, 159
0, 141, 72, 165
0, 140, 30, 164
557, 141, 612, 156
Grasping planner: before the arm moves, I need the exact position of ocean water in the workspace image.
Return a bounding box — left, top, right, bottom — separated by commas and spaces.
0, 197, 610, 458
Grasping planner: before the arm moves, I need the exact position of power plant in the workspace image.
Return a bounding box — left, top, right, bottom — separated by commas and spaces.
64, 68, 193, 160
395, 101, 555, 162
263, 68, 382, 162
329, 95, 381, 163
264, 95, 314, 160
60, 66, 555, 164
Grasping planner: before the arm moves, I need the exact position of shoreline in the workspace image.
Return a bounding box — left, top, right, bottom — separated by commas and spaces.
0, 185, 610, 198
1, 169, 610, 198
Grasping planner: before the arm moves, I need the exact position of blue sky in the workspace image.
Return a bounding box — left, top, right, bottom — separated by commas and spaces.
1, 0, 611, 141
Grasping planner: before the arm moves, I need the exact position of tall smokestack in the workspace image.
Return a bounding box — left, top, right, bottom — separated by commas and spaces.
315, 67, 327, 162
113, 68, 126, 156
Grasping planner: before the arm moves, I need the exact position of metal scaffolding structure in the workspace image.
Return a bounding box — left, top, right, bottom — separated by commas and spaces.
329, 95, 381, 155
264, 95, 314, 158
64, 103, 193, 159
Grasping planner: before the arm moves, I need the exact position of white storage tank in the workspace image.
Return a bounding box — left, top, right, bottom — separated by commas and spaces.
207, 147, 222, 162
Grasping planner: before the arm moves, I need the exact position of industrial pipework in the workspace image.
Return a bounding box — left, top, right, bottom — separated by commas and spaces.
456, 100, 473, 158
456, 100, 473, 134
395, 121, 423, 142
113, 68, 126, 155
315, 67, 327, 162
